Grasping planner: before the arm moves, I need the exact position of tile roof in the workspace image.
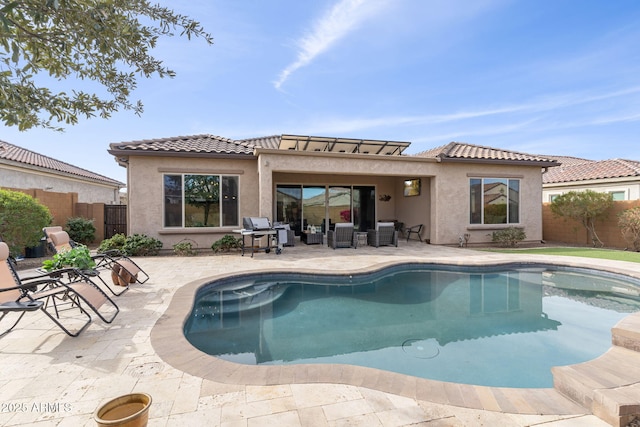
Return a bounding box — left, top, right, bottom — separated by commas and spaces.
414, 142, 558, 165
109, 134, 557, 167
108, 134, 255, 155
238, 135, 281, 150
543, 158, 640, 184
0, 140, 124, 186
540, 155, 593, 167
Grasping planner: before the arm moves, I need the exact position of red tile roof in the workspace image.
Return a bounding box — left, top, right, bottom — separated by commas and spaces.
414, 142, 558, 165
543, 159, 640, 184
109, 134, 558, 167
108, 134, 255, 155
0, 140, 124, 186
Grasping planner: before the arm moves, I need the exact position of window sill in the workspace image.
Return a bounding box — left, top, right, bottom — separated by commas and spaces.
158, 227, 239, 235
466, 224, 521, 231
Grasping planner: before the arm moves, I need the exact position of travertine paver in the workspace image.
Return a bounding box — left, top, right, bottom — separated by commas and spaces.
2, 241, 635, 426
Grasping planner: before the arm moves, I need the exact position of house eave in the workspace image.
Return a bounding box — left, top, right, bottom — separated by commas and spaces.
254, 147, 439, 162
439, 157, 559, 167
107, 149, 256, 165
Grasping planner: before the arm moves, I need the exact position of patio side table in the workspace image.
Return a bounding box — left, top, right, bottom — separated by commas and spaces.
353, 232, 368, 248
301, 232, 323, 245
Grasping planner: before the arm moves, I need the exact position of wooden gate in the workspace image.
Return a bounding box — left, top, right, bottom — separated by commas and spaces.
104, 205, 127, 239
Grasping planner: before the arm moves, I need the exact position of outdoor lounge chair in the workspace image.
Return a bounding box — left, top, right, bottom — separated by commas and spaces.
47, 230, 149, 296
0, 242, 118, 337
367, 222, 398, 248
327, 223, 354, 249
405, 224, 423, 242
43, 226, 68, 254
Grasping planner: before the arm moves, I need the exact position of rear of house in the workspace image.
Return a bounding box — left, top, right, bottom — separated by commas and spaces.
109, 134, 557, 250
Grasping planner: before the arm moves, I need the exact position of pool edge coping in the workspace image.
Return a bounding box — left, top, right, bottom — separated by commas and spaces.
150, 257, 640, 416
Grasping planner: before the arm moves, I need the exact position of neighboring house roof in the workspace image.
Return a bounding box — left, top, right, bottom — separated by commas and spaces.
0, 140, 124, 186
414, 142, 559, 166
543, 158, 640, 184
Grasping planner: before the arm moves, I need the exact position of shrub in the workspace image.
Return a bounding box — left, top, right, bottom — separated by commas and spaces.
122, 234, 163, 256
211, 235, 242, 253
42, 245, 96, 271
98, 233, 127, 253
173, 240, 197, 256
98, 233, 162, 256
491, 227, 526, 247
618, 207, 640, 251
0, 189, 52, 256
65, 217, 96, 244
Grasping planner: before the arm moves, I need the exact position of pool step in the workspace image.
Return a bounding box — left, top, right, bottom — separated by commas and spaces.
552, 312, 640, 427
612, 312, 640, 352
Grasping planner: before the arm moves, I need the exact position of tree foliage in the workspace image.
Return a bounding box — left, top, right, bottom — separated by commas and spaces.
618, 207, 640, 251
0, 1, 213, 130
0, 189, 52, 255
184, 175, 219, 226
550, 190, 614, 247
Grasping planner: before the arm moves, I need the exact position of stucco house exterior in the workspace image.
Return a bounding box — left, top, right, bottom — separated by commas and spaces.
542, 156, 640, 202
1, 139, 124, 204
108, 134, 558, 249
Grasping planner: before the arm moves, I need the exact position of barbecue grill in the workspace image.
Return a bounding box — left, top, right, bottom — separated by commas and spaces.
235, 217, 286, 257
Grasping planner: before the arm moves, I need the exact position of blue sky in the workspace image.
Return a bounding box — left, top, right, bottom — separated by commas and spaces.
3, 0, 640, 185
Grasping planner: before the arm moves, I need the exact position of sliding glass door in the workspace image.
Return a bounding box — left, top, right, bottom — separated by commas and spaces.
275, 185, 376, 234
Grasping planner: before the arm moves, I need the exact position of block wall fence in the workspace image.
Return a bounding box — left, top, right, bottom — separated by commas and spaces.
4, 187, 106, 243
542, 200, 640, 249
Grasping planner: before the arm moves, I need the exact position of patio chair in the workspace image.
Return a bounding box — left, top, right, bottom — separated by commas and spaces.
48, 230, 149, 296
405, 224, 423, 242
43, 226, 68, 254
367, 222, 398, 248
327, 223, 354, 249
0, 241, 118, 337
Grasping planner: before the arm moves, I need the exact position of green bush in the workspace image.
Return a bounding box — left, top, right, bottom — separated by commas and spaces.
211, 235, 242, 253
0, 189, 52, 256
98, 233, 127, 253
618, 207, 640, 251
65, 217, 96, 244
122, 234, 163, 256
42, 245, 96, 271
491, 227, 526, 247
173, 240, 197, 256
98, 233, 162, 256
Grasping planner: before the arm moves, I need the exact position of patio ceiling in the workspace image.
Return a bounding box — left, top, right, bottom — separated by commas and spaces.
279, 134, 410, 156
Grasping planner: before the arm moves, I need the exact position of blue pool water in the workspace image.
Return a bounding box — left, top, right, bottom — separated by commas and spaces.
184, 264, 640, 388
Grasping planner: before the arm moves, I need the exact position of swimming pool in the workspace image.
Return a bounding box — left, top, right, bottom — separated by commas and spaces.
183, 263, 640, 388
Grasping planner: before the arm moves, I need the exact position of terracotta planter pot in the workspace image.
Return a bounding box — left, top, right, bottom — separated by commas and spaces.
94, 393, 152, 427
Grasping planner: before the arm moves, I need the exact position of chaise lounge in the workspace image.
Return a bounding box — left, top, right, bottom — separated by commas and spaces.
0, 241, 119, 337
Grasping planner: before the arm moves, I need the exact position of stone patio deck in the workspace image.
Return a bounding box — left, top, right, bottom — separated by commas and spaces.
2, 240, 639, 426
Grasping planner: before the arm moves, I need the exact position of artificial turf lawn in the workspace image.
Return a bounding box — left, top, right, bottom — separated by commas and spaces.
482, 247, 640, 263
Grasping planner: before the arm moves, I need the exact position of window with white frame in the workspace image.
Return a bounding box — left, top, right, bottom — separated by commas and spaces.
470, 178, 520, 224
609, 191, 626, 201
164, 174, 239, 228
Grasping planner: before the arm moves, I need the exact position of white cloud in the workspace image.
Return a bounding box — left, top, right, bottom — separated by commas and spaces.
273, 0, 390, 90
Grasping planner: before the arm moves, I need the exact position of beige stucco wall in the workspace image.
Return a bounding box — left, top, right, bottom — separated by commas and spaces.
126, 155, 259, 250
125, 150, 546, 250
0, 163, 121, 204
433, 162, 544, 246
